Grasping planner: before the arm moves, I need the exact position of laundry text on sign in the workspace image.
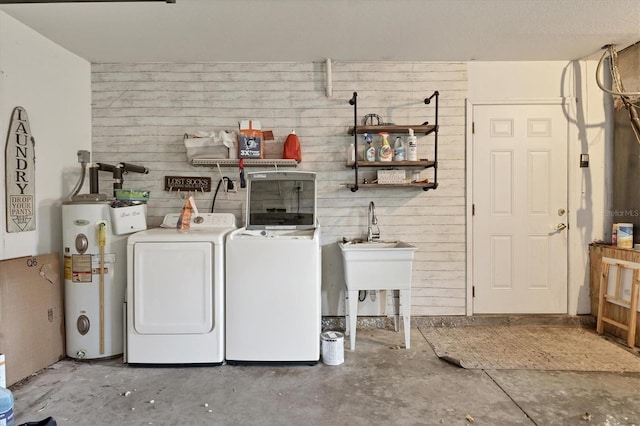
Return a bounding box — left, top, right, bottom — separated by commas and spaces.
5, 106, 36, 232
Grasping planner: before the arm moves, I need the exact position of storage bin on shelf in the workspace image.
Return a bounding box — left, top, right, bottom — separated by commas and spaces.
377, 169, 406, 184
111, 189, 149, 235
184, 131, 237, 161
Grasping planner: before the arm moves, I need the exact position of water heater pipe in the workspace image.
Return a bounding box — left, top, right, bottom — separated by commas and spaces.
91, 162, 150, 195
97, 222, 107, 355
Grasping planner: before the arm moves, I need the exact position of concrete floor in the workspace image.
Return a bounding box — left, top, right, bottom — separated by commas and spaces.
9, 327, 640, 426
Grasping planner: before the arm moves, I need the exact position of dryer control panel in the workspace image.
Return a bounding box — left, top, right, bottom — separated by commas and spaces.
161, 213, 236, 229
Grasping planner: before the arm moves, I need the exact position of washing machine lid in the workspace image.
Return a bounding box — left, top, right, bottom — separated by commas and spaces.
245, 171, 316, 230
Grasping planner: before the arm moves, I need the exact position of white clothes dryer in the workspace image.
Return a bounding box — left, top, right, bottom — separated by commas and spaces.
125, 213, 236, 364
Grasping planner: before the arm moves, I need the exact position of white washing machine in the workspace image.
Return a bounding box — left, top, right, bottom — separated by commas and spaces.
225, 171, 321, 363
125, 212, 236, 364
226, 227, 321, 363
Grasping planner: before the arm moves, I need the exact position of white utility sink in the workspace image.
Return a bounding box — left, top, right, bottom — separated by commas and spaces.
338, 240, 416, 350
338, 240, 416, 291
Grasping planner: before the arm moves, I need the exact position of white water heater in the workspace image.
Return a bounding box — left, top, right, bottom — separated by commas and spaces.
62, 199, 128, 359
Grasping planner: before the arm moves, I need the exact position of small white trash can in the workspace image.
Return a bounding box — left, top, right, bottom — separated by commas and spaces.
321, 331, 344, 365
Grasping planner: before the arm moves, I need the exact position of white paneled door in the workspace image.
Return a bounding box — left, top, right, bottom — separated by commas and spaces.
472, 103, 568, 314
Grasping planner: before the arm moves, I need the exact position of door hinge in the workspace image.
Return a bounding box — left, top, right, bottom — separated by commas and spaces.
472, 122, 475, 134
472, 204, 475, 216
472, 286, 476, 297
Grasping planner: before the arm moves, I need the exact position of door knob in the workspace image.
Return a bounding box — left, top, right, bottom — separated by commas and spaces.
555, 223, 567, 231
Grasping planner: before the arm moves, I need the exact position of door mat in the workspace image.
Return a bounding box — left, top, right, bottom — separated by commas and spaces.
418, 325, 640, 371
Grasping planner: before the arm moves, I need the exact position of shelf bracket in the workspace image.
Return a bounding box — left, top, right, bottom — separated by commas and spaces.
349, 91, 359, 191
424, 90, 439, 190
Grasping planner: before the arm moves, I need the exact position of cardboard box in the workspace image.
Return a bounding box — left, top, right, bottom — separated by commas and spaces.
0, 253, 65, 386
238, 120, 263, 159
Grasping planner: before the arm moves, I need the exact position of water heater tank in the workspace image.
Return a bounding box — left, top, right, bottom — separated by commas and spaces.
62, 200, 128, 359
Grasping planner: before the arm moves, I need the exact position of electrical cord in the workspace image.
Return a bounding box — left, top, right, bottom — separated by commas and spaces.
596, 46, 640, 97
596, 45, 640, 143
211, 177, 234, 212
67, 159, 87, 200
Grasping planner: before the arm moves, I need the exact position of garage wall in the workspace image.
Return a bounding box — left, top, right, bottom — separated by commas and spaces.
91, 62, 468, 316
0, 11, 92, 260
92, 60, 607, 317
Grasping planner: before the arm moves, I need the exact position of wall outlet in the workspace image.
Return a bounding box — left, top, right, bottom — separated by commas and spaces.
226, 179, 237, 193
77, 150, 91, 163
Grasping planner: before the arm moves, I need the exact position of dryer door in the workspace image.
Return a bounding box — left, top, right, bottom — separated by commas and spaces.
133, 242, 213, 334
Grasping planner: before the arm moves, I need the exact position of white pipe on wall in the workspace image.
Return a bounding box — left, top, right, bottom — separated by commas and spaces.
325, 58, 333, 97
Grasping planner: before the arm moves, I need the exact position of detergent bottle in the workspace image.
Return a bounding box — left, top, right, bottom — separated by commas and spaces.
393, 136, 405, 161
378, 132, 392, 161
407, 128, 418, 161
0, 354, 14, 426
0, 387, 12, 426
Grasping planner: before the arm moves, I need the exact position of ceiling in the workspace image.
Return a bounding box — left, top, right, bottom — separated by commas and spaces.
0, 0, 638, 63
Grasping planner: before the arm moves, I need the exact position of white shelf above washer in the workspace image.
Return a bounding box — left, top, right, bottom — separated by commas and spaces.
191, 158, 298, 168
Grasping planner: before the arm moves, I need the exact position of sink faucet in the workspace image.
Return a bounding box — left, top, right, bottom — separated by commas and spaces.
367, 201, 380, 242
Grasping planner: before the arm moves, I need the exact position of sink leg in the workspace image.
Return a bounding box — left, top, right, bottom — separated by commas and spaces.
347, 290, 358, 350
345, 291, 350, 336
400, 289, 411, 349
394, 289, 400, 332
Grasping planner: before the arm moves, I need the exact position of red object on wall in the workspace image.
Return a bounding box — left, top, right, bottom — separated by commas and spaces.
283, 131, 302, 162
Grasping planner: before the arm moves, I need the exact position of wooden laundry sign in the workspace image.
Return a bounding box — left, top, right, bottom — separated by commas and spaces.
5, 106, 36, 232
164, 176, 211, 192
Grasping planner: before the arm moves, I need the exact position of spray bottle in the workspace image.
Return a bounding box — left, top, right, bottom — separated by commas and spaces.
378, 132, 392, 161
364, 133, 376, 162
407, 128, 418, 161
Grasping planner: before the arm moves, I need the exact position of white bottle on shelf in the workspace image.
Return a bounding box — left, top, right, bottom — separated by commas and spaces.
407, 128, 418, 161
347, 143, 355, 164
393, 136, 405, 161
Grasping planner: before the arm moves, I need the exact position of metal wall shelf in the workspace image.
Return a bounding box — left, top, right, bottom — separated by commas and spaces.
191, 158, 298, 168
348, 124, 437, 136
346, 160, 435, 169
346, 91, 440, 192
342, 182, 438, 190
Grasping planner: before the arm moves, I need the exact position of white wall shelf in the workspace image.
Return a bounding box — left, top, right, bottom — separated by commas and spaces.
191, 158, 298, 168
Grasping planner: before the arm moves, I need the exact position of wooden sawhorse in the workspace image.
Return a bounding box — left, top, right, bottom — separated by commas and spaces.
596, 258, 640, 348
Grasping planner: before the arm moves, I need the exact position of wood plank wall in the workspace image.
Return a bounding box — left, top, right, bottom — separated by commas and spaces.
91, 61, 468, 316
